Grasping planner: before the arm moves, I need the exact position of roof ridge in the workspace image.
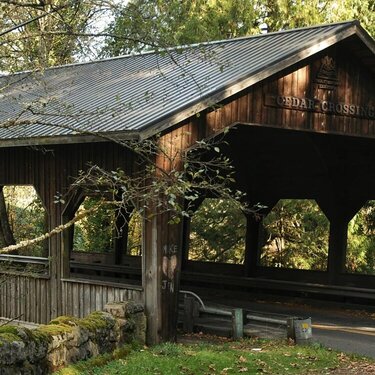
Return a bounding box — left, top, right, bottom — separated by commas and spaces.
197, 20, 357, 45
1, 20, 358, 78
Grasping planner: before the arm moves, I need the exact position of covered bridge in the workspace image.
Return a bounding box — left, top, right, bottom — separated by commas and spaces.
0, 20, 374, 344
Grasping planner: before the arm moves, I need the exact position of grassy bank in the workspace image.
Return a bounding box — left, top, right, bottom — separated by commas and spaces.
54, 337, 373, 375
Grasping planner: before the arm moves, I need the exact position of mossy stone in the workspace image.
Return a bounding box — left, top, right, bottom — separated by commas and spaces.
78, 312, 115, 332
38, 323, 74, 337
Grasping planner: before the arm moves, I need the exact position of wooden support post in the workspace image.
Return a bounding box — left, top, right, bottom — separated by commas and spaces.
232, 308, 244, 339
181, 197, 204, 270
327, 216, 348, 284
244, 200, 277, 277
244, 214, 261, 277
183, 296, 195, 333
318, 197, 366, 285
142, 122, 201, 344
181, 216, 191, 270
286, 317, 296, 341
143, 211, 184, 344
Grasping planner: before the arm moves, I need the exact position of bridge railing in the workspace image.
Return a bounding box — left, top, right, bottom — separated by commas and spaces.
179, 290, 311, 341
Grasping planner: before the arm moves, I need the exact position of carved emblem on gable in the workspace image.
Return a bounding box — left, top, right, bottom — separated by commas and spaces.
315, 55, 339, 90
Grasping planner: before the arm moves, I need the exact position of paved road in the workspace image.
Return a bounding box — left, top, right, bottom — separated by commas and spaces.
195, 288, 375, 358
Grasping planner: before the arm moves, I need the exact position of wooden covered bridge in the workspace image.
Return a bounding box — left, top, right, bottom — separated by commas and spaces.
0, 21, 374, 344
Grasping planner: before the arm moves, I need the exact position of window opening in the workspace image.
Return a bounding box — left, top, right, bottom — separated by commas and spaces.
346, 200, 375, 275
73, 196, 115, 254
0, 185, 48, 275
69, 195, 142, 283
188, 198, 246, 264
260, 199, 329, 270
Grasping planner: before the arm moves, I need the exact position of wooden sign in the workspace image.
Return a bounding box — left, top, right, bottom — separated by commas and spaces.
314, 56, 339, 90
265, 95, 374, 120
264, 55, 374, 120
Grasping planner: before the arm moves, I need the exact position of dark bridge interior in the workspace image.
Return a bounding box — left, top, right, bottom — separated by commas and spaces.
180, 124, 375, 302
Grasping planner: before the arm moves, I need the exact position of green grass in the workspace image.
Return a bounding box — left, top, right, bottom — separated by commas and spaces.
53, 338, 356, 375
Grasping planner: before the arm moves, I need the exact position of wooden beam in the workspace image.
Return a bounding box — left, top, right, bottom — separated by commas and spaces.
327, 216, 348, 284
143, 211, 183, 343
181, 217, 191, 269
318, 197, 367, 284
244, 214, 261, 277
143, 122, 196, 344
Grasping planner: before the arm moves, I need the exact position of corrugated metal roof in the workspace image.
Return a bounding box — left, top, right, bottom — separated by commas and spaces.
0, 20, 372, 146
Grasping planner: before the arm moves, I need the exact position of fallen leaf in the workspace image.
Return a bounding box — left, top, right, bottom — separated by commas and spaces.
220, 368, 233, 375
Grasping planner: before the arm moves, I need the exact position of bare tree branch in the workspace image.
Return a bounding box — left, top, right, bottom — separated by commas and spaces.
0, 204, 98, 254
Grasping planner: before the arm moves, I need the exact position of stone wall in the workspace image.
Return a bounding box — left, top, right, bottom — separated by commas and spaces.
0, 301, 146, 374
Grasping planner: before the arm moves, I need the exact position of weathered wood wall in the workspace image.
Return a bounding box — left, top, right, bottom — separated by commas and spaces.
202, 43, 374, 138
61, 280, 143, 318
0, 143, 142, 323
0, 275, 143, 324
0, 275, 51, 324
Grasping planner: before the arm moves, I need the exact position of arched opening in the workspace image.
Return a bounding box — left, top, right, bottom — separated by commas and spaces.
260, 199, 329, 271
0, 185, 48, 275
73, 196, 115, 256
188, 198, 246, 264
68, 194, 142, 284
346, 200, 375, 275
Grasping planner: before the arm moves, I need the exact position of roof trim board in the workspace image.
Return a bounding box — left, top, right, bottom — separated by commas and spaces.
0, 131, 140, 148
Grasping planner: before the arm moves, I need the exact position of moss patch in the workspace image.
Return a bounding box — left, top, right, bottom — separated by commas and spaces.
0, 332, 22, 344
38, 323, 74, 337
0, 310, 140, 370
48, 312, 114, 333
0, 325, 33, 343
0, 325, 21, 336
0, 312, 114, 347
0, 324, 51, 350
78, 312, 115, 331
31, 329, 53, 345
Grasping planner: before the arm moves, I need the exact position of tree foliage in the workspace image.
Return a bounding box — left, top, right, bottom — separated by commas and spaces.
262, 0, 374, 36
1, 185, 47, 257
189, 198, 246, 264
127, 211, 142, 256
1, 0, 373, 72
260, 199, 330, 271
73, 196, 115, 253
346, 200, 375, 275
101, 0, 259, 56
102, 0, 374, 57
0, 0, 104, 71
72, 195, 142, 256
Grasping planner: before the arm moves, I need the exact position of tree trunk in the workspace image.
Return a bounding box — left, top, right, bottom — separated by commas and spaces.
0, 186, 16, 254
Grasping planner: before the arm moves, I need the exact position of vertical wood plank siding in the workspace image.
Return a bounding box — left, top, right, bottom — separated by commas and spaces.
203, 47, 374, 138
0, 276, 142, 323
61, 280, 142, 318
0, 275, 51, 324
0, 142, 143, 323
